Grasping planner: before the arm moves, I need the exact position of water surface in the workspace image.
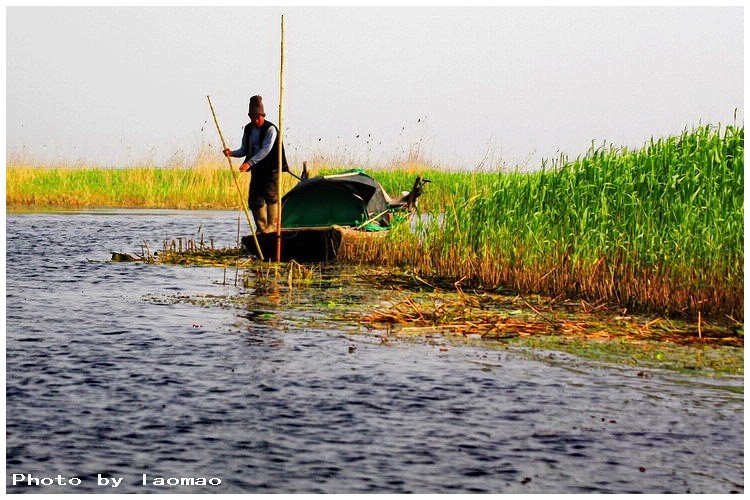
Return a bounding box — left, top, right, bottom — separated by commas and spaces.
6, 210, 743, 493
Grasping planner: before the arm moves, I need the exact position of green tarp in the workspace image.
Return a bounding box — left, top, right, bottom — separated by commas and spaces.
281, 170, 390, 229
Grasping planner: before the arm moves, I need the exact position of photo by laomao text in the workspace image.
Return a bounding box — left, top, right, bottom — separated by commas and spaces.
9, 473, 222, 489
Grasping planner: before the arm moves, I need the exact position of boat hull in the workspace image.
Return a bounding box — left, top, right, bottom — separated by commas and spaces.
241, 225, 387, 262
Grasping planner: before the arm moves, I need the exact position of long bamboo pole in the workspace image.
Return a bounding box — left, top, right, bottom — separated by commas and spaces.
275, 14, 285, 262
206, 95, 264, 260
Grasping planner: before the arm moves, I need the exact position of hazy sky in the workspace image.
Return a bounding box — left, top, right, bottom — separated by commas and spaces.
6, 6, 744, 170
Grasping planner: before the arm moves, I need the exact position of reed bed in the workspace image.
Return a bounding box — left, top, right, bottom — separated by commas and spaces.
343, 124, 744, 320
6, 157, 298, 209
6, 148, 470, 211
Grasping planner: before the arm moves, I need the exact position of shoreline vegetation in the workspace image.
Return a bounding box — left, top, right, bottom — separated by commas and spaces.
161, 261, 743, 378
7, 124, 744, 324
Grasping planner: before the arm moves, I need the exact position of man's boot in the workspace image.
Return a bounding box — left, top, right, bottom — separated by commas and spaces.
265, 202, 280, 233
251, 206, 267, 233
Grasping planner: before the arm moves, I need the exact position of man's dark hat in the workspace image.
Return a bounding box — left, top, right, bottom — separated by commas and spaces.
249, 95, 265, 116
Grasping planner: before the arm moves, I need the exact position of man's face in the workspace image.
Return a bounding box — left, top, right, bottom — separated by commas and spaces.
250, 114, 265, 127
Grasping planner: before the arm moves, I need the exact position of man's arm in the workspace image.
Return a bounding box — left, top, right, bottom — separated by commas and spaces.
225, 129, 248, 158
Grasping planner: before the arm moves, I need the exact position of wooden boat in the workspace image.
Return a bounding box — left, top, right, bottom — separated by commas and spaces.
243, 225, 388, 262
242, 169, 428, 262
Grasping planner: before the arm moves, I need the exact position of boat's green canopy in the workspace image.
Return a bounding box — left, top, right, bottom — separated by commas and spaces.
281, 170, 390, 229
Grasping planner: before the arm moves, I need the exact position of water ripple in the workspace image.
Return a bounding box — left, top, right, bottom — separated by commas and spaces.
5, 211, 744, 494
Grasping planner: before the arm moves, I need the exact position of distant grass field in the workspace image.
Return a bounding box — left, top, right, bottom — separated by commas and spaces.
4, 152, 450, 210
7, 162, 253, 209
7, 123, 743, 319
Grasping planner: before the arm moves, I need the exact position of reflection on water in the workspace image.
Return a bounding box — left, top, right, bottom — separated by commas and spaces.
6, 210, 744, 494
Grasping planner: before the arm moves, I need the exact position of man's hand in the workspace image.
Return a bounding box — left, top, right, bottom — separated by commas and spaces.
223, 148, 232, 157
239, 162, 251, 172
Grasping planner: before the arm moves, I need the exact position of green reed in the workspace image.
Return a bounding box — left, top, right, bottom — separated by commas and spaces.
346, 124, 744, 319
6, 162, 298, 209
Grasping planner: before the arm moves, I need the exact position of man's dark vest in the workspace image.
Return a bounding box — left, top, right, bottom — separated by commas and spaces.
242, 120, 289, 173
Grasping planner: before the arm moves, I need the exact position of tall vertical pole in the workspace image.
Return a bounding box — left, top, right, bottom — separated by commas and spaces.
275, 14, 285, 262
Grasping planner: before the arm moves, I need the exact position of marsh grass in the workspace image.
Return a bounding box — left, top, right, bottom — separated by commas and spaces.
342, 124, 744, 320
6, 150, 299, 209
6, 144, 469, 211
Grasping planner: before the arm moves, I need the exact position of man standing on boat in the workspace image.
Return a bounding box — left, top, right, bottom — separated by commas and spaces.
223, 95, 288, 233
